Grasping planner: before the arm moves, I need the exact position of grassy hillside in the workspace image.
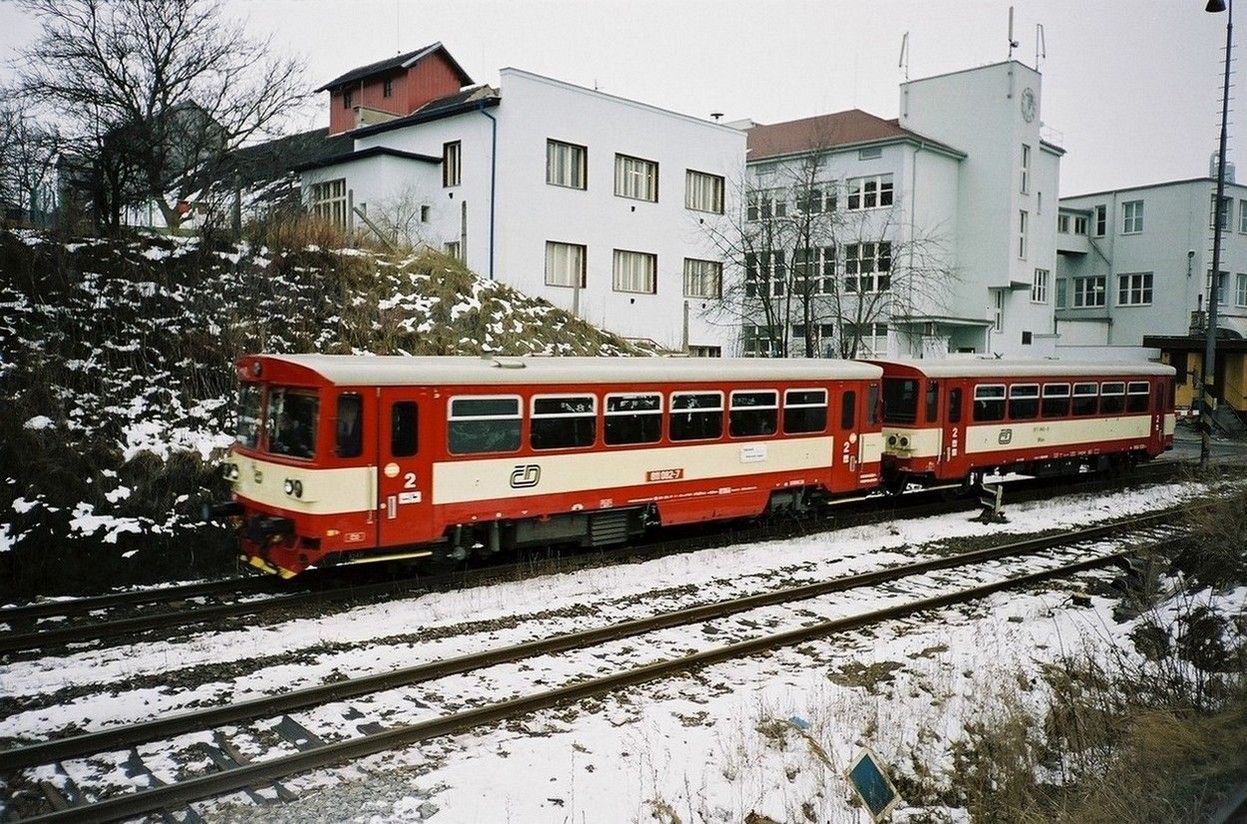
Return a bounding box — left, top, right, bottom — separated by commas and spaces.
0, 228, 656, 597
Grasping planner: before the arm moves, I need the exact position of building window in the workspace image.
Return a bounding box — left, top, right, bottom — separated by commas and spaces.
1055, 278, 1068, 309
343, 90, 353, 109
1211, 194, 1232, 229
685, 170, 724, 213
745, 251, 785, 297
1020, 144, 1031, 193
1122, 200, 1144, 234
743, 325, 782, 357
1058, 214, 1070, 233
858, 146, 882, 160
1208, 270, 1229, 305
442, 141, 461, 187
545, 241, 586, 288
683, 258, 722, 298
444, 240, 461, 260
791, 323, 836, 356
420, 205, 430, 223
1094, 204, 1107, 236
849, 323, 889, 357
383, 79, 394, 98
547, 140, 587, 189
993, 291, 1003, 332
310, 178, 348, 227
1117, 272, 1153, 306
1018, 210, 1028, 259
1031, 268, 1049, 303
846, 174, 893, 210
613, 249, 657, 294
845, 242, 891, 293
793, 246, 836, 294
746, 189, 787, 221
798, 186, 836, 214
688, 345, 721, 358
615, 154, 658, 202
1240, 200, 1247, 233
1236, 273, 1247, 306
1072, 275, 1106, 307
1074, 215, 1088, 235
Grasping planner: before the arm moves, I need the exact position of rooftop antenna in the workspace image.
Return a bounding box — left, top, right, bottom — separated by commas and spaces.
1008, 6, 1019, 60
395, 0, 400, 54
1035, 23, 1046, 71
898, 31, 909, 80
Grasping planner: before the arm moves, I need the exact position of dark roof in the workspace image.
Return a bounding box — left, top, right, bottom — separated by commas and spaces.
292, 145, 440, 174
349, 85, 500, 140
224, 128, 344, 185
1144, 333, 1247, 350
747, 109, 964, 161
316, 42, 473, 92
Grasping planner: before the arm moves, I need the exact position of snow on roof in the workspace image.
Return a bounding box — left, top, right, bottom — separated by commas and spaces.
867, 358, 1176, 379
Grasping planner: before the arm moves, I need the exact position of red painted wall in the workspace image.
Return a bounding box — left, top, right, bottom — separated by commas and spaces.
326, 52, 464, 136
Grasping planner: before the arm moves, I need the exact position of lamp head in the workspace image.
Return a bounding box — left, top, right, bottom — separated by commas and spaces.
1207, 0, 1227, 12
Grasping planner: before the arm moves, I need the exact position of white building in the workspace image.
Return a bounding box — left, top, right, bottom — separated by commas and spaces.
741, 60, 1061, 359
298, 45, 744, 354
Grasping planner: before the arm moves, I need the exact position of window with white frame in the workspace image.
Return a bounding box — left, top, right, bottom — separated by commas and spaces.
790, 323, 836, 356
797, 185, 836, 214
1094, 205, 1107, 236
1018, 210, 1029, 258
1122, 200, 1144, 234
310, 178, 347, 227
612, 249, 657, 293
746, 189, 787, 221
846, 174, 893, 210
1208, 269, 1229, 305
545, 241, 586, 288
683, 258, 722, 298
1211, 194, 1231, 229
1072, 275, 1106, 307
745, 250, 785, 298
1117, 272, 1152, 305
1240, 200, 1247, 233
844, 242, 891, 293
793, 246, 835, 294
1237, 273, 1247, 306
1058, 214, 1070, 233
849, 322, 889, 357
743, 325, 782, 357
442, 141, 461, 187
1020, 144, 1031, 193
1074, 215, 1089, 235
444, 240, 461, 260
993, 291, 1003, 332
1032, 268, 1049, 303
546, 139, 587, 189
615, 154, 658, 202
685, 170, 724, 214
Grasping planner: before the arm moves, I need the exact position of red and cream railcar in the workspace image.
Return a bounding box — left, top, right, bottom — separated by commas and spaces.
870, 360, 1176, 490
217, 355, 885, 577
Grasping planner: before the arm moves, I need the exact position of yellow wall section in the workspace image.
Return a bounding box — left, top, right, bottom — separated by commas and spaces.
431, 437, 837, 506
231, 452, 376, 514
965, 415, 1152, 454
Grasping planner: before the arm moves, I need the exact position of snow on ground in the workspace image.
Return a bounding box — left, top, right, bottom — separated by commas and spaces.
1, 479, 1242, 822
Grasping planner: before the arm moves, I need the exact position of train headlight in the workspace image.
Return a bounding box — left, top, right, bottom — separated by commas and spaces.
899, 436, 911, 448
887, 435, 897, 447
284, 479, 303, 498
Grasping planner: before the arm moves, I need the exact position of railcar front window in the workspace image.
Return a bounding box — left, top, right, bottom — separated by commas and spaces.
670, 392, 723, 441
267, 388, 319, 459
783, 389, 827, 434
448, 396, 521, 454
729, 390, 778, 437
236, 383, 262, 449
973, 385, 1006, 422
882, 378, 918, 424
605, 393, 662, 445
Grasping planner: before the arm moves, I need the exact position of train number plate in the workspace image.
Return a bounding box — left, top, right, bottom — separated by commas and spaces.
647, 468, 684, 482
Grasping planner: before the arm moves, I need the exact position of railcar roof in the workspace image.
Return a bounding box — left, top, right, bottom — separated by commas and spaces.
868, 358, 1176, 379
256, 354, 885, 386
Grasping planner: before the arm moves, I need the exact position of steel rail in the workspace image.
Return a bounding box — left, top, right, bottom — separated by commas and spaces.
0, 507, 1183, 773
0, 576, 276, 624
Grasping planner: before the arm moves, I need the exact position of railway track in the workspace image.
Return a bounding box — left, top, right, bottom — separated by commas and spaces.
0, 459, 1194, 657
0, 506, 1191, 822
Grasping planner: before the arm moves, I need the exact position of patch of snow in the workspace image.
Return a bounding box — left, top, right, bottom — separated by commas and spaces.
23, 415, 54, 430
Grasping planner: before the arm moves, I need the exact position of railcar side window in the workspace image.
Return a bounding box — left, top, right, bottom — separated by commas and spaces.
267, 388, 319, 459
925, 381, 939, 423
882, 379, 918, 424
1041, 384, 1070, 418
866, 384, 880, 425
531, 395, 596, 450
840, 390, 857, 429
605, 393, 662, 445
390, 401, 417, 457
448, 396, 521, 454
1072, 383, 1098, 416
1127, 381, 1150, 413
972, 385, 1006, 422
948, 388, 962, 423
236, 383, 262, 449
783, 389, 827, 434
337, 394, 363, 457
1100, 382, 1126, 414
729, 390, 778, 437
1008, 384, 1040, 419
670, 392, 723, 441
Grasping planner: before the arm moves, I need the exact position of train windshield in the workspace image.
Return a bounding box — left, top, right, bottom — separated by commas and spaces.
236, 383, 262, 448
266, 387, 319, 459
882, 378, 918, 424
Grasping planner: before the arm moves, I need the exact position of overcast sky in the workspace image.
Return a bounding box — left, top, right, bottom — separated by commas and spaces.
0, 0, 1234, 196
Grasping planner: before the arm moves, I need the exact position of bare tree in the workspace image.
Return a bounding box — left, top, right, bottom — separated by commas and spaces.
17, 0, 308, 232
0, 105, 63, 226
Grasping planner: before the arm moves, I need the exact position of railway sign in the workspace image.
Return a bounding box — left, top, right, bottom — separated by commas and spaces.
846, 747, 900, 821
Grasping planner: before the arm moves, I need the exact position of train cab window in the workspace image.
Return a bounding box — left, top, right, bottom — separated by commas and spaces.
729, 390, 778, 437
605, 393, 662, 445
973, 385, 1006, 422
670, 392, 723, 441
448, 396, 521, 454
882, 379, 918, 424
531, 395, 596, 450
1041, 384, 1071, 418
1127, 382, 1150, 413
783, 388, 828, 434
267, 387, 318, 459
390, 401, 417, 457
948, 388, 962, 423
236, 383, 262, 449
1072, 383, 1098, 416
840, 390, 857, 429
925, 381, 939, 423
1100, 382, 1126, 414
866, 384, 880, 425
1008, 384, 1039, 419
337, 393, 363, 457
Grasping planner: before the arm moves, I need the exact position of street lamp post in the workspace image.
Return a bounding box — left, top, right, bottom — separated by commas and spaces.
1203, 0, 1232, 467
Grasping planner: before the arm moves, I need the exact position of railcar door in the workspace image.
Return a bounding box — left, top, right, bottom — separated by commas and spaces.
377, 388, 437, 548
940, 381, 966, 481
